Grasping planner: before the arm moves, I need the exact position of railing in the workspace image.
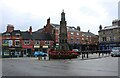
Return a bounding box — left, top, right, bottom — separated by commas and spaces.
80, 50, 111, 59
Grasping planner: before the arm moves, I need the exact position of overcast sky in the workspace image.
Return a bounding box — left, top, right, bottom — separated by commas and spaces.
0, 0, 119, 34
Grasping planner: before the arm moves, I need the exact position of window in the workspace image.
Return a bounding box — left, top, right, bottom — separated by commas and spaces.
15, 40, 20, 47
5, 33, 10, 38
76, 33, 79, 36
45, 41, 50, 45
35, 41, 40, 45
82, 34, 85, 36
86, 36, 88, 40
71, 38, 74, 42
16, 33, 20, 38
3, 40, 9, 44
24, 40, 30, 45
82, 38, 84, 40
76, 38, 79, 42
71, 32, 74, 35
102, 37, 106, 41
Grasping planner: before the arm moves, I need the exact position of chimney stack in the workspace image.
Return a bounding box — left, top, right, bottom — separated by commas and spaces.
29, 26, 32, 34
6, 24, 14, 32
47, 17, 50, 25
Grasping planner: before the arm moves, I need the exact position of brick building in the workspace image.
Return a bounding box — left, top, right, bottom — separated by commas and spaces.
2, 25, 54, 57
39, 12, 98, 51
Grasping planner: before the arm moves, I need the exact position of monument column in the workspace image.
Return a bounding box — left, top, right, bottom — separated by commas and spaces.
59, 10, 69, 50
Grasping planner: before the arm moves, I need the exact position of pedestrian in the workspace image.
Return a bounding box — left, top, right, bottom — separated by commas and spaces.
38, 56, 42, 60
47, 48, 51, 60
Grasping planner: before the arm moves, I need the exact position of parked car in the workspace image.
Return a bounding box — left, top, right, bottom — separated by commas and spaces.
111, 47, 120, 57
34, 51, 47, 57
72, 49, 81, 55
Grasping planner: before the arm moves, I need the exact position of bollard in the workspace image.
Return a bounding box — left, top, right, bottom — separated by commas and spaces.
87, 51, 88, 58
102, 51, 104, 56
99, 51, 100, 57
82, 52, 84, 59
87, 51, 89, 58
84, 51, 85, 57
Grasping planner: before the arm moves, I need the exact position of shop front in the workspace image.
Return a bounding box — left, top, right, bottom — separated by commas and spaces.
34, 45, 40, 51
9, 47, 22, 57
42, 45, 49, 52
99, 42, 120, 51
2, 46, 10, 58
2, 41, 10, 58
22, 45, 33, 57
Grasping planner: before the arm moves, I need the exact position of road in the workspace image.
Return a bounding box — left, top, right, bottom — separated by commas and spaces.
2, 56, 118, 76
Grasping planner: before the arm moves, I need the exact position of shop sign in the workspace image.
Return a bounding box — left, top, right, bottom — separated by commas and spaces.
34, 46, 40, 48
2, 44, 8, 46
22, 45, 33, 48
43, 46, 48, 48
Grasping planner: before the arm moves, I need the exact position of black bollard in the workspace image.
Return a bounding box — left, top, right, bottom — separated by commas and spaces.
102, 51, 104, 56
99, 50, 100, 57
82, 52, 84, 59
87, 51, 88, 58
84, 51, 85, 57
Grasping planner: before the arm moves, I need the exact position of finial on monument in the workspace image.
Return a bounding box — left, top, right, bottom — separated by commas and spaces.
62, 9, 64, 12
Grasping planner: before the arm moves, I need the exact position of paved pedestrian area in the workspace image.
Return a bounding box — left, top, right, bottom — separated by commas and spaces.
2, 55, 118, 76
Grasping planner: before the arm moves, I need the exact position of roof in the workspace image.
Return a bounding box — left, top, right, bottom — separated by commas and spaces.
2, 29, 53, 41
32, 32, 53, 40
82, 32, 96, 37
11, 30, 21, 36
51, 23, 81, 32
51, 24, 60, 27
2, 30, 21, 36
21, 31, 32, 39
35, 28, 44, 33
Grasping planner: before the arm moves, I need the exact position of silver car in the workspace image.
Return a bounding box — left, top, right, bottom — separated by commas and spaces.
111, 47, 120, 57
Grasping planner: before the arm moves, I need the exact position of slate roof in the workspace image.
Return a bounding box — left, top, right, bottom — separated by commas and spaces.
35, 28, 44, 33
21, 31, 53, 40
2, 29, 53, 41
82, 32, 96, 37
32, 32, 53, 40
2, 30, 21, 36
21, 31, 32, 39
51, 23, 81, 32
11, 30, 21, 36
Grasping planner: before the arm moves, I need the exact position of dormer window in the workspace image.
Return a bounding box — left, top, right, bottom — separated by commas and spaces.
16, 33, 20, 38
5, 33, 10, 38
